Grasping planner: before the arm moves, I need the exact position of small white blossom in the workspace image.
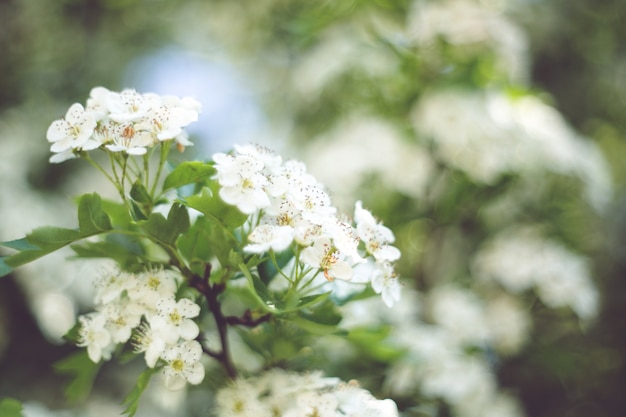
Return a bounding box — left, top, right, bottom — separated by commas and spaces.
213, 153, 271, 214
77, 313, 113, 363
244, 224, 294, 254
151, 297, 201, 344
161, 340, 205, 390
132, 322, 167, 368
371, 262, 401, 308
354, 201, 401, 263
301, 236, 354, 281
47, 103, 99, 156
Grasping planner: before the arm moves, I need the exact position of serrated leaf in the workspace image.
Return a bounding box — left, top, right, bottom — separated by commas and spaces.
0, 398, 24, 417
130, 181, 152, 205
162, 161, 216, 191
77, 193, 113, 235
139, 203, 190, 245
177, 216, 214, 262
53, 350, 101, 403
122, 367, 158, 417
184, 186, 247, 229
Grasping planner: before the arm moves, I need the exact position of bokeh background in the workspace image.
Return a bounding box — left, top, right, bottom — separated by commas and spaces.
1, 0, 626, 416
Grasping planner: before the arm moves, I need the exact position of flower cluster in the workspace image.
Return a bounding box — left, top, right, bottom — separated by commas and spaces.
77, 268, 205, 390
46, 86, 200, 163
215, 369, 399, 417
213, 144, 402, 307
472, 227, 598, 320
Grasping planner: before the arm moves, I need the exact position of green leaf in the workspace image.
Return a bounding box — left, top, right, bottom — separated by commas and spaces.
122, 367, 158, 417
53, 350, 101, 403
71, 237, 143, 268
2, 193, 115, 272
289, 314, 345, 336
162, 161, 216, 191
139, 203, 190, 245
239, 263, 277, 313
288, 297, 344, 335
4, 226, 84, 268
184, 186, 247, 229
77, 193, 113, 235
177, 215, 214, 262
0, 398, 24, 417
0, 238, 38, 251
0, 257, 13, 278
130, 181, 152, 205
101, 199, 131, 229
346, 326, 405, 361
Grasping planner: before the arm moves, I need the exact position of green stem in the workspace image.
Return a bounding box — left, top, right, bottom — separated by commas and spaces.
151, 142, 170, 198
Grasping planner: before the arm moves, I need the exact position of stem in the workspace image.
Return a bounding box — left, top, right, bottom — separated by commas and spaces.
151, 142, 170, 198
187, 264, 238, 379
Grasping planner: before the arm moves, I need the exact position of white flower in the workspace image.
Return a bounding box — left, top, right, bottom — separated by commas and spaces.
213, 152, 271, 214
106, 88, 153, 123
94, 269, 133, 305
99, 299, 144, 344
301, 236, 354, 281
161, 340, 205, 390
77, 313, 113, 363
132, 322, 167, 368
244, 224, 294, 254
47, 103, 99, 154
284, 392, 340, 417
371, 262, 401, 308
150, 297, 201, 344
104, 122, 154, 155
354, 201, 400, 263
127, 268, 179, 309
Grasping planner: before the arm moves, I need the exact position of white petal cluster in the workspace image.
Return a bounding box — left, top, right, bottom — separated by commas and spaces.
406, 0, 529, 83
214, 369, 399, 417
46, 87, 200, 163
213, 144, 402, 306
472, 226, 599, 320
413, 88, 612, 210
76, 268, 205, 390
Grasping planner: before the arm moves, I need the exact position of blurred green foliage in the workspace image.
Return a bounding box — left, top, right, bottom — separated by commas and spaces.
1, 1, 625, 416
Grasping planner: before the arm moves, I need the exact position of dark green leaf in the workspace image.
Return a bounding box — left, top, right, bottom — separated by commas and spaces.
122, 367, 158, 417
130, 181, 152, 205
53, 350, 101, 403
77, 193, 113, 235
139, 203, 190, 245
0, 398, 24, 417
162, 161, 216, 191
177, 216, 214, 262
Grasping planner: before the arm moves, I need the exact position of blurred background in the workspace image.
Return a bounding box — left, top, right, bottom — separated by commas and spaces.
1, 0, 625, 416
